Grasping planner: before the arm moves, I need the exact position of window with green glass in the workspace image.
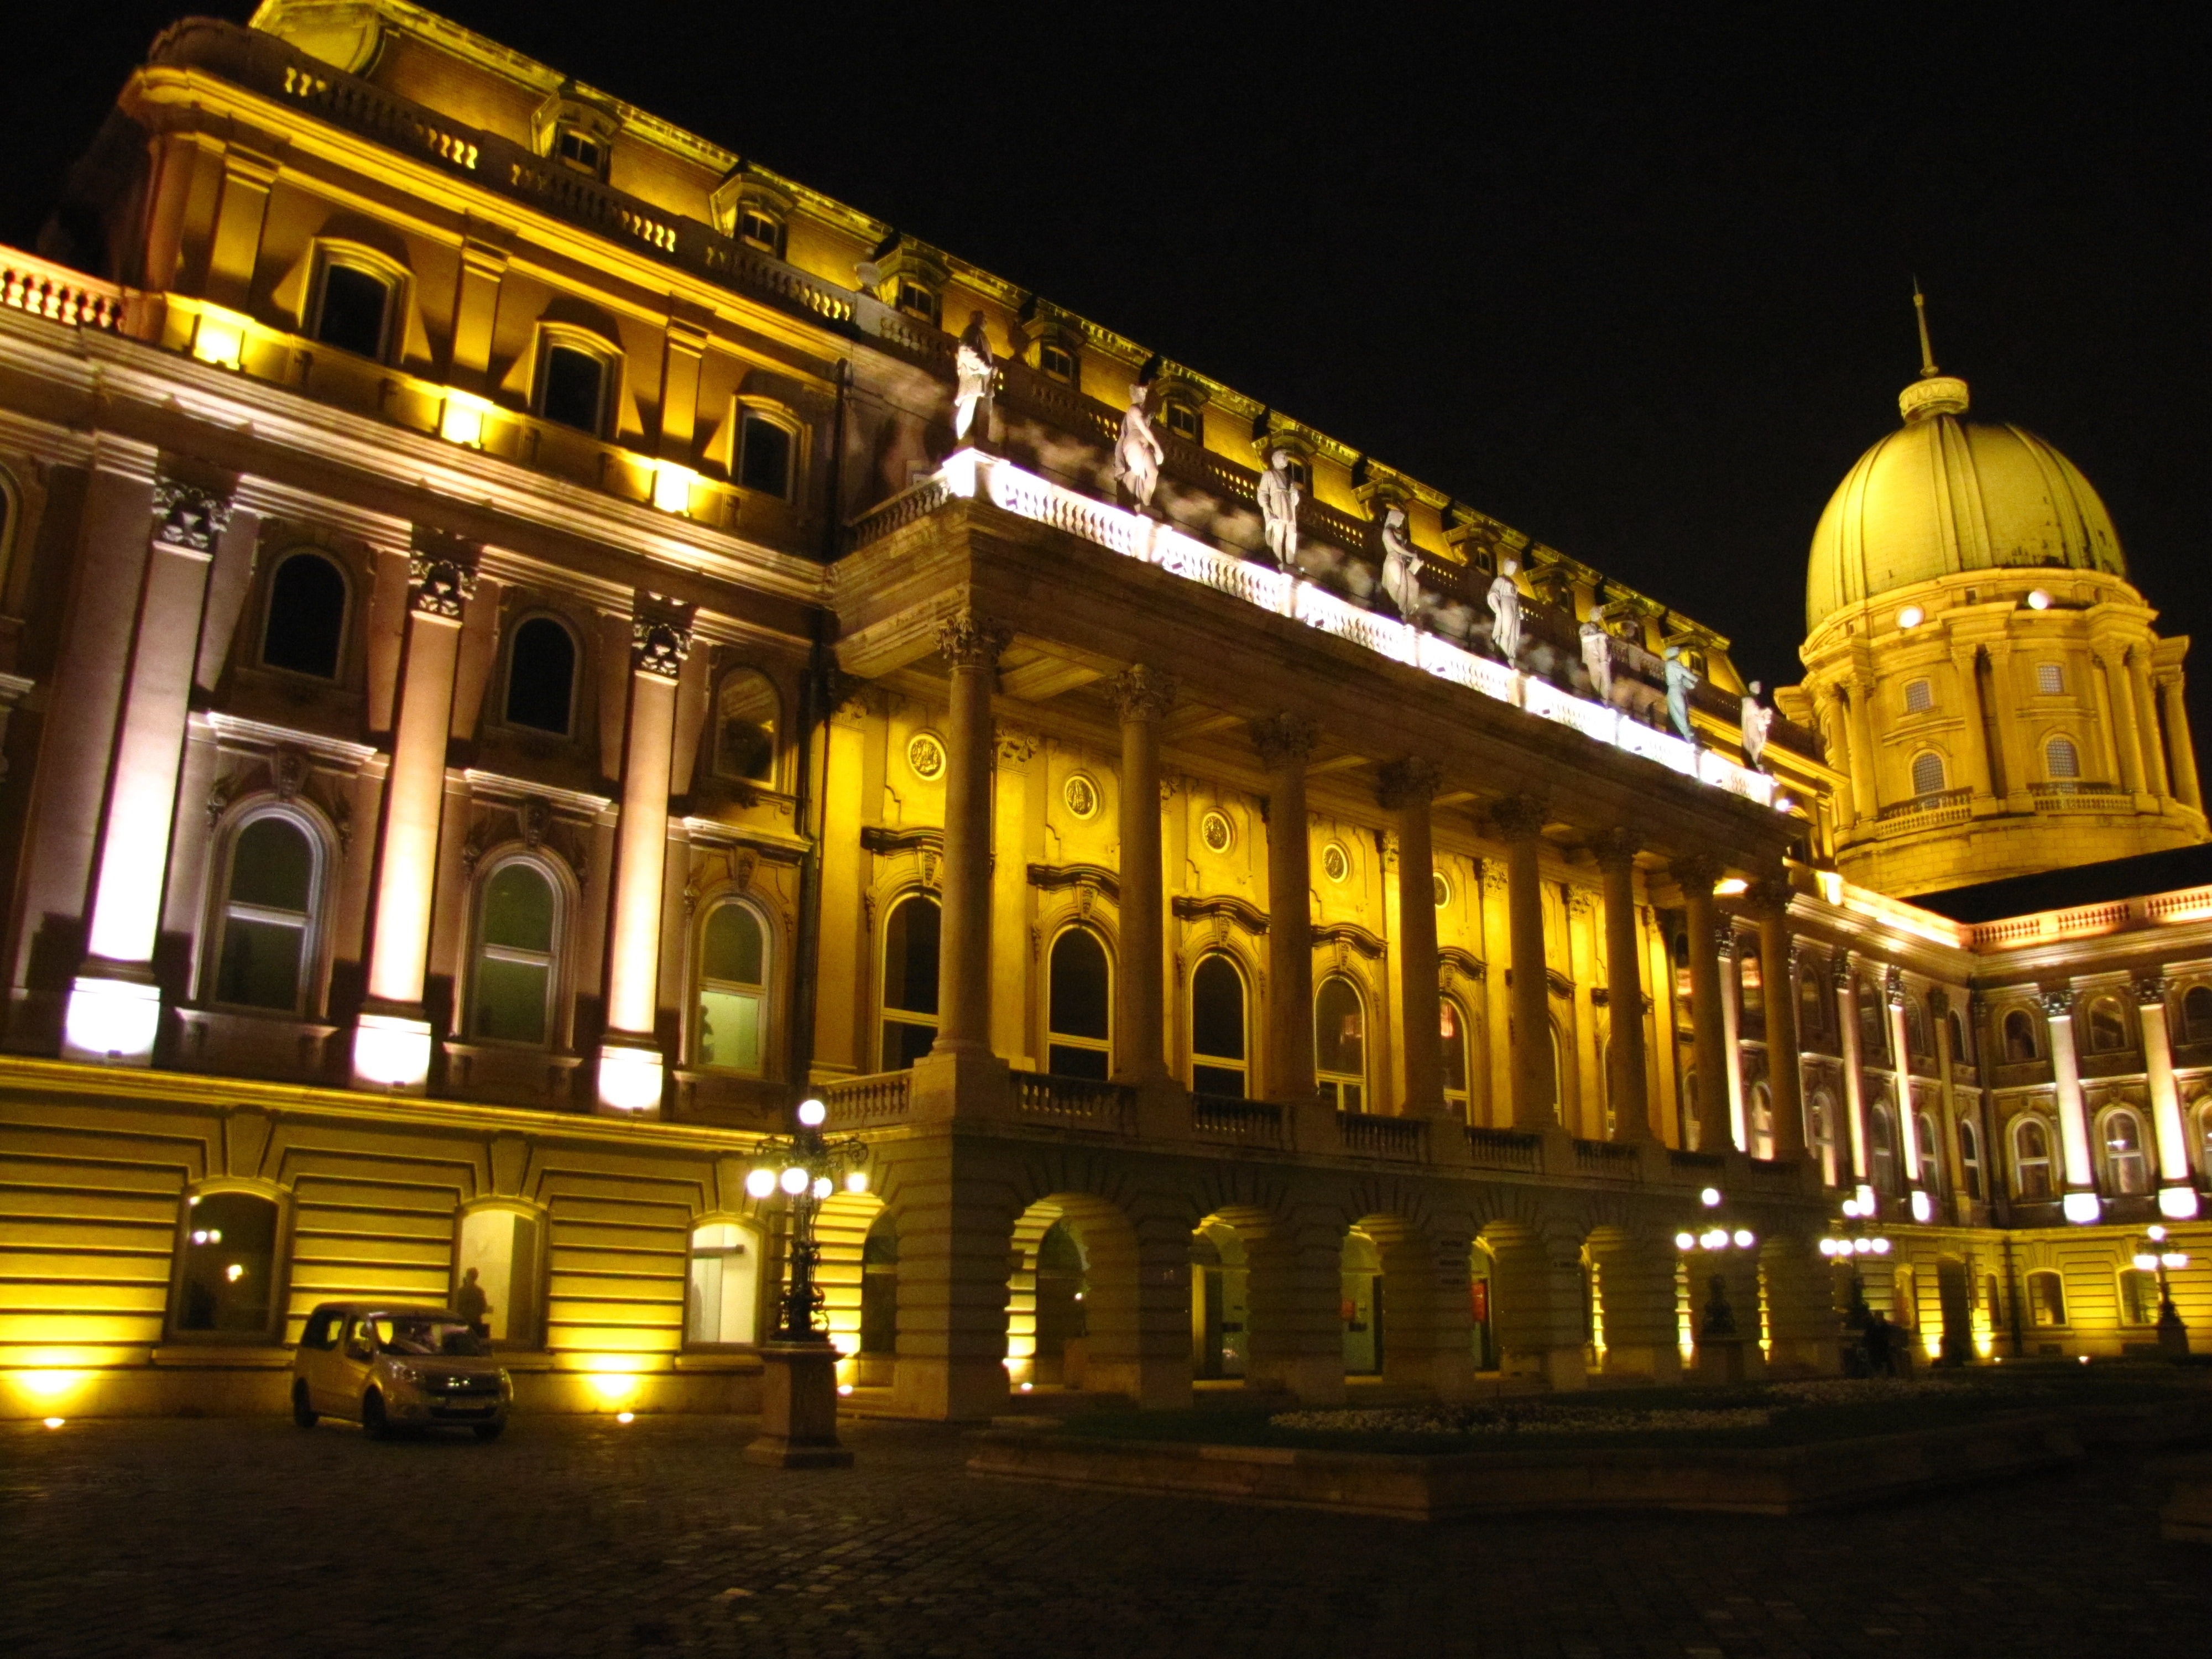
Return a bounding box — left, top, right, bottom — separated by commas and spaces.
215, 816, 316, 1011
697, 901, 768, 1074
472, 863, 556, 1044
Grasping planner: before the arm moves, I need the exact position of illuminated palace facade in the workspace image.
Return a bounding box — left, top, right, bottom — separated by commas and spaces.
0, 2, 2204, 1422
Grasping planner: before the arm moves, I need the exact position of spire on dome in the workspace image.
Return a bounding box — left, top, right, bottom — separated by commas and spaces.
1898, 283, 1970, 422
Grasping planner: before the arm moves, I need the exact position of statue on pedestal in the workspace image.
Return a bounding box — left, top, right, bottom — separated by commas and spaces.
1258, 449, 1301, 569
1580, 607, 1614, 702
1379, 504, 1420, 622
1488, 559, 1524, 664
1115, 384, 1165, 512
1740, 680, 1773, 770
952, 311, 995, 442
1663, 644, 1700, 743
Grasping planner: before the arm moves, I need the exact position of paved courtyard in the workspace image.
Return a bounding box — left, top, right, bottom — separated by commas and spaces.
2, 1411, 2204, 1658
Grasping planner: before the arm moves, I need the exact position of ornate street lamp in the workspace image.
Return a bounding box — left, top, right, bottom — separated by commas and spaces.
740, 1098, 868, 1467
1674, 1186, 1761, 1383
2132, 1224, 2192, 1360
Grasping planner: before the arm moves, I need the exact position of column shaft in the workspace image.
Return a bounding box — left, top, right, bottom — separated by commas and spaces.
1381, 761, 1444, 1116
1952, 645, 1996, 800
1254, 716, 1318, 1103
1718, 934, 1746, 1150
1112, 669, 1174, 1084
1887, 975, 1923, 1196
1844, 680, 1880, 820
2103, 651, 2147, 796
1752, 884, 1806, 1160
2043, 992, 2097, 1220
2158, 675, 2203, 809
1676, 859, 1733, 1155
1985, 646, 2028, 805
1499, 800, 1554, 1129
1600, 840, 1651, 1141
2130, 650, 2171, 797
2136, 980, 2194, 1208
1835, 964, 1871, 1184
933, 613, 1007, 1052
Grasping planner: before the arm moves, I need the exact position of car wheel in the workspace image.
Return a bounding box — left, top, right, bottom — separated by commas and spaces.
473, 1418, 505, 1442
361, 1388, 391, 1440
291, 1380, 318, 1429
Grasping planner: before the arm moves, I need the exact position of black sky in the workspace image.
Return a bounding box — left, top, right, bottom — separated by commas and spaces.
6, 3, 2206, 700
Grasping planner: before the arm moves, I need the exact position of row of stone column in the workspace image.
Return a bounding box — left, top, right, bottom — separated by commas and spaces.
922, 608, 1791, 1142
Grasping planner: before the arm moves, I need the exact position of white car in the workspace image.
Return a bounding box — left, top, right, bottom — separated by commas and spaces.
291, 1302, 512, 1440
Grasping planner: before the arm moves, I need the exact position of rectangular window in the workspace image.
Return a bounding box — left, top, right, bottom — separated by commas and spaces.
1164, 401, 1201, 441
896, 281, 937, 323
2119, 1269, 2159, 1326
1040, 341, 1074, 382
738, 210, 781, 254
539, 344, 607, 435
556, 128, 603, 173
314, 263, 392, 361
697, 987, 764, 1072
739, 413, 793, 498
1904, 679, 1933, 713
2036, 662, 2064, 695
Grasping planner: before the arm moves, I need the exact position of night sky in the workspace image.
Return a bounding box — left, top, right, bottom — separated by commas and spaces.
7, 4, 2206, 703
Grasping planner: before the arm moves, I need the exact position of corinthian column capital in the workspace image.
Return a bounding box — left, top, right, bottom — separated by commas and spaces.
1376, 757, 1443, 811
1488, 793, 1550, 842
1249, 712, 1319, 770
935, 607, 1011, 670
1109, 664, 1177, 722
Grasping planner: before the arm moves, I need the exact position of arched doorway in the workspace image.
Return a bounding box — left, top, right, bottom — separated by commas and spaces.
1003, 1195, 1142, 1396
1341, 1229, 1383, 1375
1190, 1218, 1251, 1381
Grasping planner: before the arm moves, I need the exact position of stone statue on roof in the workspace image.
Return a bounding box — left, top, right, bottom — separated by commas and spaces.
1379, 504, 1420, 622
1664, 644, 1700, 743
1580, 606, 1614, 702
952, 311, 995, 442
1741, 680, 1773, 770
1258, 449, 1301, 569
1115, 383, 1165, 513
1488, 559, 1524, 664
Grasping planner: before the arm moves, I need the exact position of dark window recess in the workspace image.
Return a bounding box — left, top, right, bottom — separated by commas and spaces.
1191, 953, 1246, 1099
1164, 401, 1201, 441
1047, 928, 1112, 1079
739, 210, 781, 253
505, 617, 577, 734
1040, 342, 1074, 382
540, 346, 606, 434
262, 552, 347, 679
879, 895, 941, 1071
315, 264, 390, 359
713, 671, 778, 782
739, 415, 792, 498
216, 816, 315, 1011
174, 1191, 279, 1335
556, 129, 602, 173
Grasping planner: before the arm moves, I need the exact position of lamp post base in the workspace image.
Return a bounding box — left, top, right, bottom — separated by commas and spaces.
743, 1341, 852, 1468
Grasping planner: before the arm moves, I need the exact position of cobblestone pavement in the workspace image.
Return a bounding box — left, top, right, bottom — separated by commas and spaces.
3, 1412, 2204, 1658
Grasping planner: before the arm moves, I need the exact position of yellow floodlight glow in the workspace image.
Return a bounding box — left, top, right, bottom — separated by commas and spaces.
615, 1410, 635, 1424
12, 1369, 89, 1402
353, 1011, 434, 1089
44, 1416, 66, 1429
1713, 878, 1748, 897
651, 462, 698, 516
438, 389, 493, 448
190, 313, 245, 369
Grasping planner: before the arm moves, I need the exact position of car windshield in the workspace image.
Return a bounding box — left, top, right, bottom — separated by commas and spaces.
373, 1316, 491, 1357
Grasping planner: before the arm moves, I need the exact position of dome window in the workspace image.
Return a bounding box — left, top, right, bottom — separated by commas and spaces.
2045, 735, 2080, 780
1910, 751, 1946, 797
1904, 679, 1933, 713
2036, 662, 2064, 695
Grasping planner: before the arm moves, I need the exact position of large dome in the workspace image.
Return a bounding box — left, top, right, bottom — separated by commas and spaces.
1803, 373, 2126, 633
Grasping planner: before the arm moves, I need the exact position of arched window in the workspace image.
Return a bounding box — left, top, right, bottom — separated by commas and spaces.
1904, 677, 1933, 713
713, 669, 779, 784
2086, 997, 2128, 1052
1910, 750, 1946, 796
504, 615, 577, 735
1868, 1103, 1898, 1195
1798, 969, 1825, 1034
469, 861, 559, 1045
2013, 1117, 2055, 1200
2119, 1267, 2160, 1326
1046, 927, 1112, 1079
686, 1221, 762, 1345
879, 894, 941, 1070
1808, 1090, 1839, 1187
212, 813, 320, 1013
1749, 1082, 1774, 1161
2002, 1008, 2038, 1062
171, 1191, 281, 1340
1546, 1022, 1565, 1125
1190, 953, 1248, 1098
1441, 996, 1474, 1120
1905, 995, 1931, 1060
2026, 1270, 2067, 1327
1947, 1008, 1969, 1065
2099, 1108, 2150, 1196
1958, 1118, 1984, 1201
2045, 735, 2081, 780
1314, 976, 1366, 1113
455, 1207, 540, 1348
696, 901, 769, 1075
313, 259, 393, 360
260, 551, 347, 679
1858, 979, 1890, 1063
1916, 1110, 1943, 1193
2185, 987, 2212, 1044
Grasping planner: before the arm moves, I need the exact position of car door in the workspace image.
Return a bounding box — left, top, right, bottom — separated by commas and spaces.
334, 1315, 377, 1417
300, 1309, 342, 1411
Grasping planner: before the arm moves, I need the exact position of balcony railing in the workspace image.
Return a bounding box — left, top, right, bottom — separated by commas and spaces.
1337, 1112, 1427, 1160
1464, 1125, 1543, 1174
822, 1070, 911, 1126
1572, 1139, 1642, 1178
1191, 1094, 1286, 1145
2, 251, 125, 332
906, 450, 1780, 810
1012, 1071, 1135, 1133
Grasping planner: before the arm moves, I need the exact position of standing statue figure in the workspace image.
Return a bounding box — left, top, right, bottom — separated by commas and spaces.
1115, 383, 1166, 512
1580, 607, 1614, 702
952, 311, 995, 442
1488, 559, 1524, 664
1257, 448, 1301, 569
1663, 644, 1700, 743
1740, 679, 1774, 770
1379, 504, 1421, 622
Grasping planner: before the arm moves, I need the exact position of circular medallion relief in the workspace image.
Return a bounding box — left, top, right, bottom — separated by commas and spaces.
1199, 810, 1234, 853
906, 731, 947, 781
1063, 773, 1099, 820
1433, 870, 1451, 909
1321, 841, 1351, 884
